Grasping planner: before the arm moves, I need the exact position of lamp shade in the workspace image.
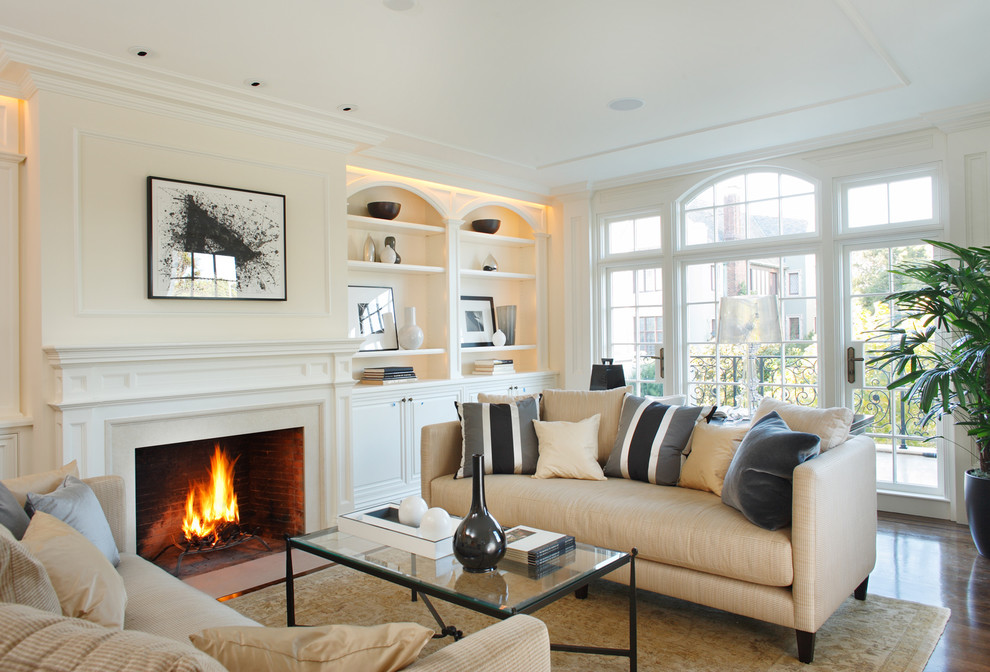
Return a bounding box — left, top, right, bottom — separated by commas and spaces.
716, 296, 782, 344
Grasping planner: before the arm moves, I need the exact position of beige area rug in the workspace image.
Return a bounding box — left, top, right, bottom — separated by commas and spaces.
225, 564, 949, 672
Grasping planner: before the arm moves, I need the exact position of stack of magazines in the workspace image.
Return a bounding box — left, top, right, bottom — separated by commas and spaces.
503, 525, 576, 569
473, 358, 515, 375
360, 366, 417, 385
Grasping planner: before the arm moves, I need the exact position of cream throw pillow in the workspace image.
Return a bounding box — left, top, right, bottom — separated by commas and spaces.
0, 524, 60, 614
678, 422, 749, 496
20, 511, 127, 629
751, 398, 853, 451
532, 415, 606, 480
190, 622, 434, 672
1, 461, 79, 507
541, 387, 631, 463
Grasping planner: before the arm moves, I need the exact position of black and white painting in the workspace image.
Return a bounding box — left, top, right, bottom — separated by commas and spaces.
460, 295, 496, 347
147, 177, 286, 300
348, 285, 398, 351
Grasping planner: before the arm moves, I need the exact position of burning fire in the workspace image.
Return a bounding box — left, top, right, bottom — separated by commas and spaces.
182, 444, 239, 545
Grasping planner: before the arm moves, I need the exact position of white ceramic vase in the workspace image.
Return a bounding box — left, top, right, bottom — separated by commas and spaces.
492, 329, 506, 347
398, 307, 424, 350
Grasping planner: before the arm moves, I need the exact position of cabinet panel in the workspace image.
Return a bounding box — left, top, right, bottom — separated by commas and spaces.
352, 398, 405, 507
408, 391, 460, 482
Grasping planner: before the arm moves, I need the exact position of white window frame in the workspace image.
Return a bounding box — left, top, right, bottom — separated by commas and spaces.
836, 165, 940, 235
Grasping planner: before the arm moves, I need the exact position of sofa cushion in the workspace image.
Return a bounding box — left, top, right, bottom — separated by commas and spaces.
20, 511, 127, 629
678, 422, 749, 496
430, 474, 794, 587
0, 603, 226, 672
0, 524, 60, 614
26, 475, 120, 567
0, 481, 30, 539
541, 387, 631, 463
117, 552, 258, 641
722, 412, 821, 530
1, 461, 79, 507
604, 396, 706, 485
751, 397, 853, 451
532, 415, 606, 481
190, 622, 434, 672
455, 397, 539, 478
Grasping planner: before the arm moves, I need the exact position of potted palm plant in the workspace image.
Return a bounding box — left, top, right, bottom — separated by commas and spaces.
869, 240, 990, 556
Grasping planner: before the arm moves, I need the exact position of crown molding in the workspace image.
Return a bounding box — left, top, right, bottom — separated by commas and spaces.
0, 30, 387, 153
353, 146, 550, 202
924, 100, 990, 134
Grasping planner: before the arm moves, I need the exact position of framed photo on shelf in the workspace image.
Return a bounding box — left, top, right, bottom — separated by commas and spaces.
147, 176, 286, 300
348, 285, 399, 351
460, 295, 496, 347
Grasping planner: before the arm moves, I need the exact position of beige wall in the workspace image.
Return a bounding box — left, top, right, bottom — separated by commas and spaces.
20, 90, 351, 472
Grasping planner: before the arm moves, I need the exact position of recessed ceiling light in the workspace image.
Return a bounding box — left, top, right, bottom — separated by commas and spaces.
337, 104, 358, 113
128, 46, 152, 58
608, 97, 645, 112
245, 79, 265, 88
383, 0, 416, 10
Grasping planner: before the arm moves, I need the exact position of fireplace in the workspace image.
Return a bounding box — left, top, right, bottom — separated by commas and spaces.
134, 427, 305, 574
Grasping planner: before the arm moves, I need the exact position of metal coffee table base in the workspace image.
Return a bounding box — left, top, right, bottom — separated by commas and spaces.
285, 542, 638, 671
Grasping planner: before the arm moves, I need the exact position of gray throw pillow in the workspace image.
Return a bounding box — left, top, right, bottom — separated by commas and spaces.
455, 397, 539, 478
26, 475, 120, 567
721, 411, 821, 531
604, 395, 707, 485
0, 482, 30, 539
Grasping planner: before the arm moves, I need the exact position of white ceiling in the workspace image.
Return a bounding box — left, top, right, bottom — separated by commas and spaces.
0, 0, 989, 193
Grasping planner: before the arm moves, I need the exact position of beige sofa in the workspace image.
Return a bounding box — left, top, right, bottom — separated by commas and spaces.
421, 392, 877, 664
1, 473, 551, 672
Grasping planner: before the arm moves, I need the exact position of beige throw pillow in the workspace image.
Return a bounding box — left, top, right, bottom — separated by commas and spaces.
190, 622, 434, 672
751, 398, 853, 451
0, 524, 60, 614
678, 422, 749, 496
541, 387, 631, 463
20, 511, 127, 629
1, 461, 79, 507
532, 415, 606, 480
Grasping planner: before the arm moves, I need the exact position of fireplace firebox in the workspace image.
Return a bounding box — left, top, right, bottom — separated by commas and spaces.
134, 427, 305, 574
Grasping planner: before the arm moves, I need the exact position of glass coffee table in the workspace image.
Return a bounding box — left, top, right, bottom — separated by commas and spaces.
286, 528, 638, 670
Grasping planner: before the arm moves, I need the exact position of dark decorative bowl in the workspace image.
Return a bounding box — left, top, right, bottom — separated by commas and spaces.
367, 201, 401, 220
471, 219, 501, 234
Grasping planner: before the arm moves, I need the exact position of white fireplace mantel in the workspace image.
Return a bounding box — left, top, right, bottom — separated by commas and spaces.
44, 338, 361, 552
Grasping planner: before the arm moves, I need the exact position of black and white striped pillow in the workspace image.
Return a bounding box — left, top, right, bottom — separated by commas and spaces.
455, 397, 539, 478
604, 396, 710, 485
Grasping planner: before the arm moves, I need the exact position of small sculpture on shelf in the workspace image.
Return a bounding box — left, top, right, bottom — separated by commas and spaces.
363, 234, 376, 262
398, 307, 424, 350
482, 253, 498, 272
381, 236, 401, 264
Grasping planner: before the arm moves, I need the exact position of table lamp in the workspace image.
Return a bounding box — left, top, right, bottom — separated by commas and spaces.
716, 295, 782, 414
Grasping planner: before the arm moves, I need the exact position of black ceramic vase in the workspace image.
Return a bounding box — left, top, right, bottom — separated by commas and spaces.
452, 454, 506, 573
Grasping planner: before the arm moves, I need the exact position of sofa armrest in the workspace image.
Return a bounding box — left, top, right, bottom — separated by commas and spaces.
405, 614, 550, 672
791, 434, 877, 632
82, 475, 126, 553
420, 421, 462, 507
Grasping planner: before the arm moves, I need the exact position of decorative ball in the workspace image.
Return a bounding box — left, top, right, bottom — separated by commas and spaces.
398, 495, 428, 526
419, 507, 452, 540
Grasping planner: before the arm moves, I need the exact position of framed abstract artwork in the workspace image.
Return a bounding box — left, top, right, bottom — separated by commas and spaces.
460, 295, 496, 347
147, 176, 286, 300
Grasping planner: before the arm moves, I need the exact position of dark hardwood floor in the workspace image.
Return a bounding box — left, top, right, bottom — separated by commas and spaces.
874, 512, 990, 672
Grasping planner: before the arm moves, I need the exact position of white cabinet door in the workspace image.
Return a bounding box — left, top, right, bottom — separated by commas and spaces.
352, 397, 405, 508
407, 391, 460, 485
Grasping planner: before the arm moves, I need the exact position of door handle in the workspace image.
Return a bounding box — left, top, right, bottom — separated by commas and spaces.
846, 347, 864, 384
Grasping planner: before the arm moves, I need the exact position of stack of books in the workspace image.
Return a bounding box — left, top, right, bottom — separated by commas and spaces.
360, 366, 417, 385
503, 525, 576, 567
473, 358, 515, 375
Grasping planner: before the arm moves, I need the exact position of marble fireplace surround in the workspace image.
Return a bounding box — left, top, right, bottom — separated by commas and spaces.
44, 339, 360, 554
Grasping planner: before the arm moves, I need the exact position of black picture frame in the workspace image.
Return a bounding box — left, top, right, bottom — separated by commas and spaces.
147, 176, 287, 300
348, 285, 399, 351
460, 295, 496, 347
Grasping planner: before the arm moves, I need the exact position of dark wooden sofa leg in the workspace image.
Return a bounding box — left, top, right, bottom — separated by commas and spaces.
796, 630, 816, 664
854, 575, 869, 601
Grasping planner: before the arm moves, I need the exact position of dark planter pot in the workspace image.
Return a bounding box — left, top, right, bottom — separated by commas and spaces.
452, 454, 506, 573
964, 469, 990, 557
